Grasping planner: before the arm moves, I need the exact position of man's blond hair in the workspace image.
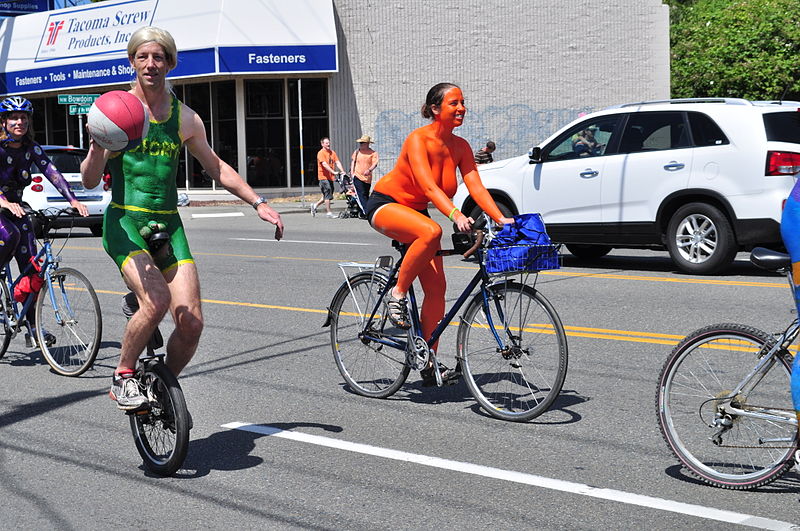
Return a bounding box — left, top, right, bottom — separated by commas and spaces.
127, 26, 177, 70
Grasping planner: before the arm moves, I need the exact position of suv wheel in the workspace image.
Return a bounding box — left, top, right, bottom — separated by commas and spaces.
90, 225, 103, 237
565, 244, 612, 260
666, 202, 737, 274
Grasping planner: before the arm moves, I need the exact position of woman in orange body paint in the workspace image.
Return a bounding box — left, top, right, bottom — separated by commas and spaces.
365, 83, 514, 386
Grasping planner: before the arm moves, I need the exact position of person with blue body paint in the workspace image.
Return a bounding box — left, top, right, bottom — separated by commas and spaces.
779, 180, 800, 458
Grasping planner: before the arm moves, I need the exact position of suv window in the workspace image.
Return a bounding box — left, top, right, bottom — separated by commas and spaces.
619, 111, 690, 153
687, 111, 729, 146
544, 116, 622, 162
763, 112, 800, 143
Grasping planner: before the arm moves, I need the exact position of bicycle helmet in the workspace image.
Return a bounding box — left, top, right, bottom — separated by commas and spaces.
0, 96, 33, 115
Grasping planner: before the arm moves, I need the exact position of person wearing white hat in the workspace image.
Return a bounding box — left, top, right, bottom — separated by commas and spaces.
350, 135, 378, 218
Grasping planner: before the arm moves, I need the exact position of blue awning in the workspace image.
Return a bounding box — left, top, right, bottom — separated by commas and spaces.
0, 0, 338, 95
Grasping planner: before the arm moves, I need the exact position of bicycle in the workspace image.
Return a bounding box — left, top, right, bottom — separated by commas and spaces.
122, 222, 190, 476
324, 219, 568, 422
0, 207, 101, 376
656, 246, 799, 489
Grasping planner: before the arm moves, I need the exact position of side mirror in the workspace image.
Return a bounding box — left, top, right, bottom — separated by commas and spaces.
528, 146, 542, 164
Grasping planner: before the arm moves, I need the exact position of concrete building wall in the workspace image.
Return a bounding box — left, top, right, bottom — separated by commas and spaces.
330, 0, 670, 177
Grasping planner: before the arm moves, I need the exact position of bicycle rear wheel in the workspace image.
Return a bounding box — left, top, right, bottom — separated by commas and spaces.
0, 275, 13, 359
458, 281, 568, 422
129, 361, 189, 476
35, 267, 102, 376
329, 271, 410, 398
656, 323, 797, 489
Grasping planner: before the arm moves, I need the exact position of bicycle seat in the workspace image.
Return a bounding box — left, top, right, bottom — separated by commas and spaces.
147, 230, 171, 252
139, 221, 170, 253
750, 246, 790, 272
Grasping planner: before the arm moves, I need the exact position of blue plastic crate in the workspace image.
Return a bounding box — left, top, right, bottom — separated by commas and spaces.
484, 244, 561, 274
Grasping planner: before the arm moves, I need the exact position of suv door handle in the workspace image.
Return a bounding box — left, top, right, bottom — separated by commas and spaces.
664, 161, 685, 171
580, 169, 599, 178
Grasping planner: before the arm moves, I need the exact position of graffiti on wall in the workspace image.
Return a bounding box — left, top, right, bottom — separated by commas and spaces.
374, 105, 594, 170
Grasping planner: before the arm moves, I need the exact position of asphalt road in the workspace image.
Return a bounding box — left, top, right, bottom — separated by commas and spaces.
0, 203, 798, 530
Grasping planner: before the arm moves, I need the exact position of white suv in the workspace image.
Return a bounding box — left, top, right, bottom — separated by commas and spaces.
22, 145, 110, 236
454, 98, 800, 274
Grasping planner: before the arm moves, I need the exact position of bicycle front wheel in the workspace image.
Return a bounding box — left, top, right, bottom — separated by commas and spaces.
329, 271, 410, 398
129, 361, 190, 476
35, 267, 102, 376
458, 281, 568, 422
656, 323, 797, 489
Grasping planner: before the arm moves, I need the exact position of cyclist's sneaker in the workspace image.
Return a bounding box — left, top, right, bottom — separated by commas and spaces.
311, 205, 317, 217
110, 371, 148, 410
421, 363, 456, 387
25, 330, 56, 349
386, 294, 411, 330
442, 361, 462, 383
326, 212, 336, 218
421, 361, 462, 387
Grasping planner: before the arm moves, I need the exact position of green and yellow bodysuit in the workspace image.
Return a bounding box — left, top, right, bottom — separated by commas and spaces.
103, 95, 193, 273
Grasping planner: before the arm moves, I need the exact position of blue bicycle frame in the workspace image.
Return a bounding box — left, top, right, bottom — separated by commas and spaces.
2, 238, 60, 335
357, 248, 509, 357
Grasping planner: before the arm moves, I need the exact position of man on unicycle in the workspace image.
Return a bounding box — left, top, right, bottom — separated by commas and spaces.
81, 26, 284, 411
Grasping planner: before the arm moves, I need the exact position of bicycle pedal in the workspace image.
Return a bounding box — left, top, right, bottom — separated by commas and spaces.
125, 404, 152, 416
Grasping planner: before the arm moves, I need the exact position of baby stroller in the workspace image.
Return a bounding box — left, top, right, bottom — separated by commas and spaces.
336, 173, 366, 219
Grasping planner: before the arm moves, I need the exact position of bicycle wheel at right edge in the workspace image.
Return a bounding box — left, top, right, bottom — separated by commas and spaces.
656, 323, 797, 489
129, 361, 189, 476
328, 271, 410, 398
458, 280, 568, 422
35, 267, 102, 376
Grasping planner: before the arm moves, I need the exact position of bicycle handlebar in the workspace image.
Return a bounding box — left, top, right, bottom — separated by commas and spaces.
0, 205, 77, 219
462, 230, 484, 259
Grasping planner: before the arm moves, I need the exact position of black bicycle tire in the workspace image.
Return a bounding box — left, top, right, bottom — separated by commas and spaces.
0, 274, 13, 359
129, 361, 190, 476
35, 267, 102, 376
458, 281, 568, 422
329, 271, 410, 398
656, 323, 797, 489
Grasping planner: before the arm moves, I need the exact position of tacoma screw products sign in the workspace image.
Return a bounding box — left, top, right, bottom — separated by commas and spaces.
36, 0, 157, 62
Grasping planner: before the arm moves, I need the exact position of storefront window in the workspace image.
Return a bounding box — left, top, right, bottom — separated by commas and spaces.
245, 79, 285, 187
288, 78, 329, 187
212, 80, 237, 173
46, 98, 69, 146
183, 83, 212, 188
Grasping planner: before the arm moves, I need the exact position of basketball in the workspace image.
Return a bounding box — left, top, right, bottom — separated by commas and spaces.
86, 91, 149, 152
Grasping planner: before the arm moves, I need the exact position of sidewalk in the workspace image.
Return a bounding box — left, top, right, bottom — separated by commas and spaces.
181, 187, 336, 215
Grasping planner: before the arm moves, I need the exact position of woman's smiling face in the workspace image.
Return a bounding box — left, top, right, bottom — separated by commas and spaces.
434, 87, 466, 127
3, 111, 29, 140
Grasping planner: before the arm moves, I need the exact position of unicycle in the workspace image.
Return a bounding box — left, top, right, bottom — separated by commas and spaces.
123, 223, 190, 476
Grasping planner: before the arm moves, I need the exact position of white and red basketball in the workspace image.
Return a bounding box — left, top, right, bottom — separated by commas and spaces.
86, 91, 149, 152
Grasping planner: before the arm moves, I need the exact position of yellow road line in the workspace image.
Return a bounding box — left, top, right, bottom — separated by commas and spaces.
90, 287, 688, 347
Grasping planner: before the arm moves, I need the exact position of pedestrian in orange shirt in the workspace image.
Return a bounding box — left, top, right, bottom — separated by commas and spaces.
312, 137, 346, 218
